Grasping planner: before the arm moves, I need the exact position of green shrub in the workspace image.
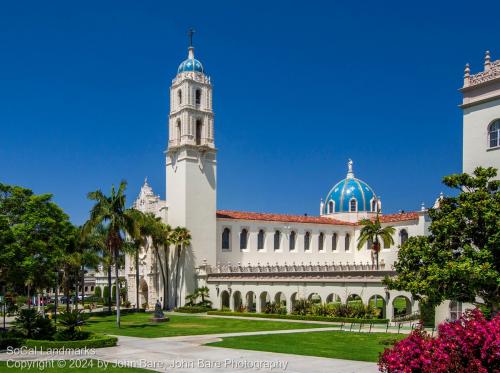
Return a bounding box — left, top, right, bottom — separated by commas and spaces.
103, 286, 110, 304
0, 336, 25, 349
24, 333, 117, 349
94, 287, 102, 298
292, 299, 312, 315
175, 306, 213, 313
264, 301, 287, 315
57, 309, 87, 340
14, 309, 55, 340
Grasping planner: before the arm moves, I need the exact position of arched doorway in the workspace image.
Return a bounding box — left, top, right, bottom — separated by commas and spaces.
308, 293, 322, 304
233, 291, 242, 312
220, 290, 230, 310
347, 294, 362, 306
393, 296, 411, 317
259, 291, 270, 312
368, 294, 386, 318
326, 293, 341, 304
290, 292, 299, 311
274, 292, 286, 307
246, 291, 256, 312
139, 278, 148, 309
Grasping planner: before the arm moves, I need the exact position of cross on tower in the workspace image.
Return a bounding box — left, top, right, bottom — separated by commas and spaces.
188, 28, 195, 47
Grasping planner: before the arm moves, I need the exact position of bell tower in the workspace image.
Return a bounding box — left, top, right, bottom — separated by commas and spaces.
166, 32, 217, 306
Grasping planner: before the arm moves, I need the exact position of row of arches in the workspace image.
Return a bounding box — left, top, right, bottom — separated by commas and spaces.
326, 198, 380, 214
219, 290, 412, 319
175, 118, 205, 145
177, 88, 202, 106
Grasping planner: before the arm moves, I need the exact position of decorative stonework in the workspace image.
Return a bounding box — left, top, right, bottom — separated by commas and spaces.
463, 51, 500, 88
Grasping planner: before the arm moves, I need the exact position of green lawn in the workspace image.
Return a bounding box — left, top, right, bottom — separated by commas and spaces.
84, 312, 325, 338
0, 360, 149, 372
207, 330, 405, 362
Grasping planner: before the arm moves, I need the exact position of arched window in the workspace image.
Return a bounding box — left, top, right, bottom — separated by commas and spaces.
350, 198, 357, 212
328, 201, 334, 214
240, 229, 248, 251
274, 230, 281, 251
257, 229, 265, 251
195, 119, 202, 145
371, 199, 378, 212
289, 231, 296, 251
177, 89, 182, 105
332, 233, 337, 251
367, 237, 373, 251
449, 301, 463, 321
222, 228, 231, 251
489, 120, 500, 148
304, 232, 311, 251
176, 119, 181, 143
400, 229, 408, 246
195, 89, 201, 105
345, 233, 351, 251
318, 232, 324, 251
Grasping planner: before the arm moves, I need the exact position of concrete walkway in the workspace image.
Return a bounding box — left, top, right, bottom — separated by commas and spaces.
0, 328, 379, 372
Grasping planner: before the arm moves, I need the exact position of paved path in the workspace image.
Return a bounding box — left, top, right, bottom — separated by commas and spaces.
0, 328, 379, 372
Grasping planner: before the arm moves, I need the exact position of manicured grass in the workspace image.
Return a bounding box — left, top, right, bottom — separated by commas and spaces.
84, 312, 325, 338
207, 330, 405, 362
0, 360, 149, 372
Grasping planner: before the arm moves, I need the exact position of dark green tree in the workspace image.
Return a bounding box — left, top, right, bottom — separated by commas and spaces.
384, 167, 500, 314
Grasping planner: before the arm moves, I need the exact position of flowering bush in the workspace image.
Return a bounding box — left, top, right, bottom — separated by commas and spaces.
379, 309, 500, 372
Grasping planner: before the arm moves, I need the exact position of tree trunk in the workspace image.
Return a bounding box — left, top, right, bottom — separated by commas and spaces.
27, 284, 31, 310
175, 246, 181, 308
153, 247, 166, 310
81, 265, 85, 310
75, 274, 79, 310
114, 248, 121, 328
107, 264, 112, 312
163, 247, 169, 311
135, 249, 140, 311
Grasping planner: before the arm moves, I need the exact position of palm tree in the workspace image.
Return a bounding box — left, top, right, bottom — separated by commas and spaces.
83, 181, 139, 327
172, 227, 191, 308
357, 215, 395, 270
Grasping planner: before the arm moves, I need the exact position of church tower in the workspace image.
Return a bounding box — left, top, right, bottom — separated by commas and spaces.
166, 32, 217, 306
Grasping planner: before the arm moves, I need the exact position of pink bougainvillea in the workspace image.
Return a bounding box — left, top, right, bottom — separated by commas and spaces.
379, 309, 500, 372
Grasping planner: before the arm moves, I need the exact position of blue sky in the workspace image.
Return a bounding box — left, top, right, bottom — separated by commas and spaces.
0, 1, 498, 224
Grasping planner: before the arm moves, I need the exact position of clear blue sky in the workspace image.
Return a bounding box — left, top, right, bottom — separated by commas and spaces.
1, 1, 498, 224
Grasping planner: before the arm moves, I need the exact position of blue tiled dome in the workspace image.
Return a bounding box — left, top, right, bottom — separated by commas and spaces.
323, 161, 378, 214
177, 47, 204, 74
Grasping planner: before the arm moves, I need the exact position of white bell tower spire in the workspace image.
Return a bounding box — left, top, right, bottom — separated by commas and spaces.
165, 31, 217, 307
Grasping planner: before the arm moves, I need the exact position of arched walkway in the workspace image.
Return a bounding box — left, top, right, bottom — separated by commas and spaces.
326, 293, 341, 304
139, 278, 148, 309
245, 291, 256, 312
290, 292, 299, 313
368, 294, 386, 318
274, 292, 286, 306
220, 290, 230, 310
308, 293, 322, 304
233, 291, 242, 312
259, 291, 270, 313
347, 294, 362, 305
393, 295, 411, 317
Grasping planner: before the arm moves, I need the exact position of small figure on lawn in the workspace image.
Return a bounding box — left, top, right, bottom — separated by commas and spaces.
153, 299, 165, 320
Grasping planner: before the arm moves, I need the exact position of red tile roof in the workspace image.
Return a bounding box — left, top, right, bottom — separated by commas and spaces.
216, 210, 420, 225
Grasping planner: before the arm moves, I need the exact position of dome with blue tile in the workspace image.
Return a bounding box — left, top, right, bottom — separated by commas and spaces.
323, 160, 378, 214
177, 47, 204, 74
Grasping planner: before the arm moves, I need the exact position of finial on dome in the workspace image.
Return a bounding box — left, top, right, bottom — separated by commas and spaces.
144, 177, 148, 185
485, 50, 491, 71
464, 63, 470, 86
187, 28, 195, 59
421, 202, 425, 211
346, 159, 354, 178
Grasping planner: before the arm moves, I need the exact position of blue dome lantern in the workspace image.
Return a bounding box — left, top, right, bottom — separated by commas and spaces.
177, 29, 205, 74
323, 160, 378, 214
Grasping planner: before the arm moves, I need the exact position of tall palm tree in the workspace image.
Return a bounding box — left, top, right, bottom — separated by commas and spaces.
172, 227, 191, 308
83, 181, 139, 327
357, 215, 395, 270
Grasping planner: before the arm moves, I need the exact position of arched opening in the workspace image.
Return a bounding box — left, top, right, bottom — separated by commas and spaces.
369, 294, 386, 318
176, 119, 181, 143
240, 229, 248, 251
220, 290, 230, 310
274, 292, 286, 307
326, 293, 341, 304
332, 233, 337, 251
347, 294, 362, 306
195, 119, 202, 145
345, 233, 351, 251
289, 231, 296, 251
328, 200, 334, 213
259, 291, 270, 312
449, 300, 463, 321
233, 291, 242, 312
350, 198, 357, 212
371, 198, 378, 212
489, 119, 500, 148
195, 89, 201, 106
308, 293, 322, 304
318, 232, 324, 251
177, 89, 182, 105
400, 229, 409, 246
139, 278, 148, 309
290, 292, 299, 311
222, 228, 231, 251
257, 229, 265, 251
246, 291, 256, 312
274, 230, 281, 251
304, 231, 311, 251
393, 296, 412, 317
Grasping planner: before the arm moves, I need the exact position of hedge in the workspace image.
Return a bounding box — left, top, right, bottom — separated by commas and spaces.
23, 333, 117, 349
88, 308, 146, 317
207, 311, 389, 324
0, 336, 25, 349
174, 306, 213, 313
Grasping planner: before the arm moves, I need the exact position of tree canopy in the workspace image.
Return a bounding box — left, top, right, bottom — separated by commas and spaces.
384, 167, 500, 312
